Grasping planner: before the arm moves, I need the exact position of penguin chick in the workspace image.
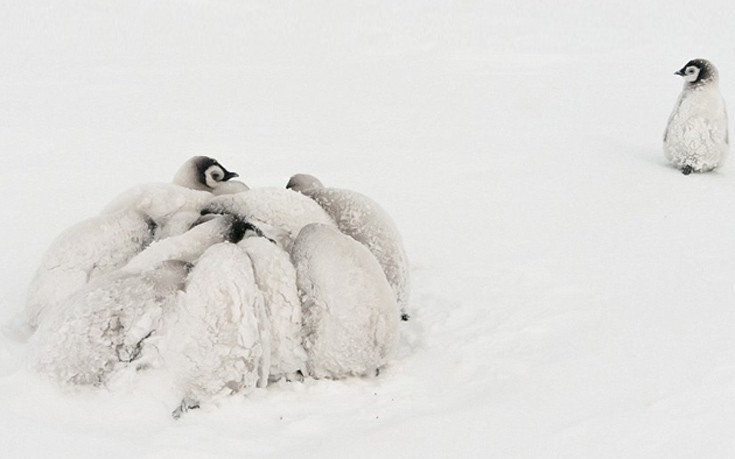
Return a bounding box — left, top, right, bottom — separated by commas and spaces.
122, 214, 255, 272
201, 188, 336, 251
239, 237, 307, 382
101, 183, 212, 238
286, 173, 324, 193
102, 156, 242, 238
158, 243, 270, 416
30, 260, 190, 386
25, 210, 157, 329
26, 157, 244, 330
291, 223, 399, 379
295, 178, 411, 320
664, 59, 729, 174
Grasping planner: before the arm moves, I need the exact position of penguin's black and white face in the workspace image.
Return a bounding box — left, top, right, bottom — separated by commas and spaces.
203, 163, 238, 189
173, 156, 239, 191
679, 64, 701, 83
675, 59, 717, 86
197, 158, 238, 190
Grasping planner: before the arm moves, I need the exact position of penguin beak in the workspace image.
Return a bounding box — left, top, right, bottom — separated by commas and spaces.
223, 170, 239, 181
674, 68, 686, 77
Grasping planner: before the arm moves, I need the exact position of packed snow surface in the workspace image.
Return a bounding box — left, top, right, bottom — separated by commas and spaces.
3, 1, 735, 458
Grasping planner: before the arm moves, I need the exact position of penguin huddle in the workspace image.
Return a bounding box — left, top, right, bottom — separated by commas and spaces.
26, 157, 409, 417
664, 59, 729, 175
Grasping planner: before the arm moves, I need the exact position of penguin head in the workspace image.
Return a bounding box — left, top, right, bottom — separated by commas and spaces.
675, 59, 719, 86
190, 212, 275, 245
228, 216, 272, 244
173, 156, 239, 192
286, 173, 324, 193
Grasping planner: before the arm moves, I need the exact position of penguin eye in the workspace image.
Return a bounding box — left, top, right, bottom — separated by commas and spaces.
686, 67, 696, 74
210, 168, 223, 182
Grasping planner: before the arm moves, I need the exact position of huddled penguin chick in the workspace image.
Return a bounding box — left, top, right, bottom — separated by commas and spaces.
291, 223, 399, 379
201, 188, 336, 250
158, 243, 270, 418
101, 183, 212, 239
664, 59, 729, 174
30, 260, 190, 386
239, 237, 307, 382
123, 214, 255, 272
288, 174, 411, 320
25, 209, 157, 329
26, 157, 246, 330
102, 156, 243, 238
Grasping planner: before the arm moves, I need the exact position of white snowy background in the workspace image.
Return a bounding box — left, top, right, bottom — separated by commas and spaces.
2, 1, 735, 457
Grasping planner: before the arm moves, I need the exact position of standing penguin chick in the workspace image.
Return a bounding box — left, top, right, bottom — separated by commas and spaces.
664, 59, 729, 174
292, 223, 400, 379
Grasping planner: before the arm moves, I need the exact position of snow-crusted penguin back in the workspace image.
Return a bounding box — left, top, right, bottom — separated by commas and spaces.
291, 223, 399, 379
25, 209, 157, 329
101, 183, 214, 228
212, 180, 250, 195
122, 213, 251, 272
158, 243, 270, 413
239, 237, 307, 382
29, 260, 190, 386
201, 187, 336, 251
302, 187, 411, 318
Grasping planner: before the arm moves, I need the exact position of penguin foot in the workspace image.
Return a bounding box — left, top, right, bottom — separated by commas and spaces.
400, 313, 410, 322
681, 165, 694, 175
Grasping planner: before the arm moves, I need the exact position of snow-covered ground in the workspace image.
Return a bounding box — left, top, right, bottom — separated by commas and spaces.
2, 1, 735, 457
